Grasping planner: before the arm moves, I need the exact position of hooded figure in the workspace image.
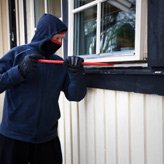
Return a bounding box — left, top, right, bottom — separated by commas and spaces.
31, 14, 67, 55
0, 14, 86, 164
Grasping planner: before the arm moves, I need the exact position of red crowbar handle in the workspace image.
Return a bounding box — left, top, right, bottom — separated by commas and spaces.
38, 59, 117, 66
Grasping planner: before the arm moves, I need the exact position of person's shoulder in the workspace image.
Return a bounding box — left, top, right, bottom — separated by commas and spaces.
9, 44, 29, 54
6, 44, 33, 60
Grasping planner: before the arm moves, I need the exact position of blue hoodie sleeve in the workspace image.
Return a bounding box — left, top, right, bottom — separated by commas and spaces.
0, 52, 24, 93
63, 70, 87, 102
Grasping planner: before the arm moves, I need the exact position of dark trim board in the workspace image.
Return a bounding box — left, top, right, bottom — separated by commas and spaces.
85, 67, 164, 95
148, 0, 164, 67
8, 0, 17, 48
85, 70, 164, 96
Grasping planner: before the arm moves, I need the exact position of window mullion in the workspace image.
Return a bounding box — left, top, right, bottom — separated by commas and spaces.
44, 0, 47, 13
15, 0, 25, 45
68, 0, 74, 56
26, 0, 35, 42
73, 1, 97, 13
96, 2, 101, 54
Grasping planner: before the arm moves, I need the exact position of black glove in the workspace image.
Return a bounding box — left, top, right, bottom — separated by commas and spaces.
18, 54, 44, 77
64, 56, 84, 72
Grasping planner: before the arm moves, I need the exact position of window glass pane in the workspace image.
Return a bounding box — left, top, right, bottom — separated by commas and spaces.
74, 6, 97, 56
34, 0, 44, 26
100, 0, 135, 54
47, 0, 61, 17
74, 0, 94, 8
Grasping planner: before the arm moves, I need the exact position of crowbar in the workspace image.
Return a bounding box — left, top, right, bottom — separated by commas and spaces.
38, 59, 117, 66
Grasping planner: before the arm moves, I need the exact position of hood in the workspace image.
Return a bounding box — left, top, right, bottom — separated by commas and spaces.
30, 14, 67, 55
31, 14, 67, 43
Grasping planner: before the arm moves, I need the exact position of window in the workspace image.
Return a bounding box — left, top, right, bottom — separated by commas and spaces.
69, 0, 147, 62
64, 0, 164, 96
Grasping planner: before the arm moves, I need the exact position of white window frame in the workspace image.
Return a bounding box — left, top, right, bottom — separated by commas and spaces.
68, 0, 147, 62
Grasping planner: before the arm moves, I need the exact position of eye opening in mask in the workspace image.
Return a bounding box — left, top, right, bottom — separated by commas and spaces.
51, 32, 65, 45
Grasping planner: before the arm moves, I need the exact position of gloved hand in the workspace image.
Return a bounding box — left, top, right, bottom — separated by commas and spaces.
64, 56, 84, 72
18, 54, 44, 77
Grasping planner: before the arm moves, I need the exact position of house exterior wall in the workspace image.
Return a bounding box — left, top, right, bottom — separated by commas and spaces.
59, 89, 164, 164
0, 0, 10, 55
0, 0, 10, 121
0, 1, 164, 164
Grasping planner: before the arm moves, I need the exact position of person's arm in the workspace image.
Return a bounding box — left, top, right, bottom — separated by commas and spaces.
0, 51, 24, 93
63, 56, 87, 102
0, 52, 43, 93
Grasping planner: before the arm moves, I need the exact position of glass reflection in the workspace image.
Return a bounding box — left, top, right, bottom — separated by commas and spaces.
74, 6, 97, 56
74, 0, 94, 8
100, 1, 135, 53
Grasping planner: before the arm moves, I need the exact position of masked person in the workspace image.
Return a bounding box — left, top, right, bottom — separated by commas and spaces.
0, 14, 86, 164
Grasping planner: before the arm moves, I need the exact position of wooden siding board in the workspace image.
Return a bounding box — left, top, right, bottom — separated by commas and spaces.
95, 89, 105, 164
86, 89, 96, 164
0, 0, 3, 55
64, 99, 72, 164
0, 93, 4, 121
0, 1, 7, 122
116, 92, 130, 164
0, 0, 9, 54
78, 99, 87, 164
105, 90, 117, 164
130, 93, 145, 164
145, 95, 163, 164
59, 93, 66, 164
71, 102, 79, 164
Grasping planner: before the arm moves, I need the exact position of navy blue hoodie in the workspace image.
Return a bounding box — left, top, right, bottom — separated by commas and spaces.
0, 14, 86, 143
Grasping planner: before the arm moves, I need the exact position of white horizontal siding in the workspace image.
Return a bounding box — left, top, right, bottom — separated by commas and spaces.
59, 89, 164, 164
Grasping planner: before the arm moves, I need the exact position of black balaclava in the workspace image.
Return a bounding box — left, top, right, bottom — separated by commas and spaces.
40, 40, 62, 56
30, 14, 67, 56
